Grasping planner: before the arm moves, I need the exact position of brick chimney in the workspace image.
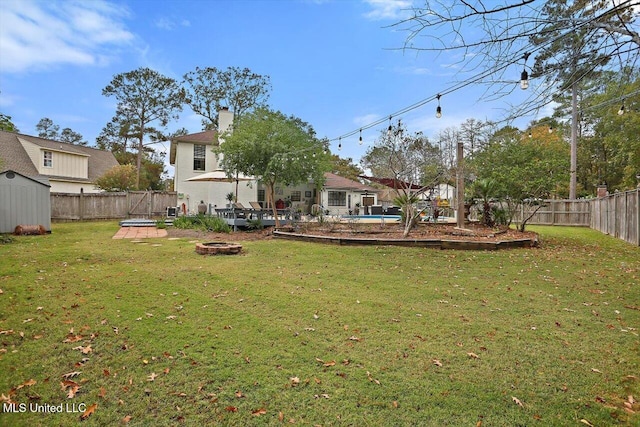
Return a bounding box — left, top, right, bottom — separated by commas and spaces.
596, 184, 608, 198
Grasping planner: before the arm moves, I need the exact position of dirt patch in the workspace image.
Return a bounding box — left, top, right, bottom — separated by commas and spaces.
168, 223, 537, 243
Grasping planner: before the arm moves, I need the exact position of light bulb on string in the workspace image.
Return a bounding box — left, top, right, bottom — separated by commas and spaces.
338, 138, 342, 151
359, 129, 363, 145
618, 103, 625, 115
528, 130, 532, 138
520, 52, 530, 90
435, 94, 442, 118
387, 116, 393, 137
548, 126, 553, 133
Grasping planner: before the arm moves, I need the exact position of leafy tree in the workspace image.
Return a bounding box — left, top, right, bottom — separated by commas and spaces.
470, 124, 570, 231
183, 66, 271, 129
36, 117, 87, 145
0, 113, 18, 132
102, 67, 185, 189
329, 154, 363, 182
577, 70, 640, 192
94, 164, 137, 192
36, 117, 60, 140
361, 120, 442, 236
60, 128, 87, 145
216, 107, 330, 227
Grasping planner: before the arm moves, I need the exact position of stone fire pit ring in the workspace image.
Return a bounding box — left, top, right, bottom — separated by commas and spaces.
195, 242, 243, 255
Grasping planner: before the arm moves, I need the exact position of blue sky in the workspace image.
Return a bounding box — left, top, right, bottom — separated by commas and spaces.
0, 0, 538, 176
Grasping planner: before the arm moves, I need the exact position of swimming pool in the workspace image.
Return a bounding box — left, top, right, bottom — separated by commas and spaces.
340, 215, 401, 220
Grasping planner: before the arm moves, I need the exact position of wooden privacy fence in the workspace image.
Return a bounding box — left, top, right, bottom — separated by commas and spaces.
51, 191, 177, 221
512, 190, 639, 246
590, 189, 639, 246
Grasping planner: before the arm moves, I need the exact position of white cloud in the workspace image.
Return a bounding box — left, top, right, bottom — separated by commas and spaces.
353, 113, 380, 127
154, 17, 192, 31
0, 0, 134, 73
363, 0, 414, 21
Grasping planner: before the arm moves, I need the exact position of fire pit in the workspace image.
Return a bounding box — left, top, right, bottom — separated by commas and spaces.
195, 242, 242, 255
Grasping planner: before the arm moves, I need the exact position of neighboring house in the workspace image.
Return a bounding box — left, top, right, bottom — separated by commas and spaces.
317, 173, 378, 216
0, 130, 119, 194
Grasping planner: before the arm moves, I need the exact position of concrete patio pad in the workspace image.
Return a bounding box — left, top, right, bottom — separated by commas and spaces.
112, 226, 168, 239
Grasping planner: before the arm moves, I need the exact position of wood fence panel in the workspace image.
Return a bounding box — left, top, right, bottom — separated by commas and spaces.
51, 191, 177, 221
589, 189, 639, 246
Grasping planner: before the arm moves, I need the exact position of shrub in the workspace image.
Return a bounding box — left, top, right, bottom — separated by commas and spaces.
172, 215, 231, 233
246, 218, 264, 231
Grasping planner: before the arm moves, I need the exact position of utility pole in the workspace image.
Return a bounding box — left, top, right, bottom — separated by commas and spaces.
456, 142, 465, 229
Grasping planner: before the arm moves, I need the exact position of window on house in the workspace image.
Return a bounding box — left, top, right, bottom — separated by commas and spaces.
290, 190, 301, 202
328, 191, 346, 206
43, 151, 53, 168
193, 145, 206, 171
257, 189, 265, 203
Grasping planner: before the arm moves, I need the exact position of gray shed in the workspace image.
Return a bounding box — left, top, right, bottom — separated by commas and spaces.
0, 170, 51, 234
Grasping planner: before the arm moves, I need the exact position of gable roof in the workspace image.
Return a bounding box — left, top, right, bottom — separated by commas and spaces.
0, 169, 50, 187
169, 130, 218, 165
323, 172, 378, 192
0, 130, 119, 182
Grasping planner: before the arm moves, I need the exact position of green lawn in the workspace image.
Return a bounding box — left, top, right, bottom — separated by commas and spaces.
0, 223, 638, 426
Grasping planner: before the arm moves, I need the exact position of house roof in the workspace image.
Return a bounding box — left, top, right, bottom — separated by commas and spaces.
169, 130, 218, 165
0, 169, 51, 187
360, 175, 424, 190
0, 130, 119, 182
323, 172, 378, 192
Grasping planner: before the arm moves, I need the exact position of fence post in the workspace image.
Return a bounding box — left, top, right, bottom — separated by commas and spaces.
637, 189, 640, 246
79, 188, 84, 221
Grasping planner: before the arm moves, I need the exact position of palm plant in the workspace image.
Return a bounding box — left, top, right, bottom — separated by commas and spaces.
472, 179, 498, 227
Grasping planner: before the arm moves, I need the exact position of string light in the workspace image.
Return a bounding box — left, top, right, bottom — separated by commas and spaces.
520, 53, 531, 90
387, 116, 393, 137
359, 129, 363, 145
436, 94, 442, 118
548, 126, 553, 133
338, 137, 342, 151
618, 102, 625, 115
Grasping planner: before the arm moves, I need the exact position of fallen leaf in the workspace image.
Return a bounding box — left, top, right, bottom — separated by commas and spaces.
348, 336, 361, 342
591, 368, 602, 373
147, 373, 158, 382
61, 380, 79, 391
63, 335, 83, 343
579, 419, 594, 427
21, 379, 36, 387
62, 371, 82, 380
225, 406, 238, 412
467, 352, 480, 359
67, 385, 81, 398
235, 390, 244, 398
122, 415, 132, 423
98, 387, 106, 398
290, 377, 300, 386
323, 360, 336, 367
432, 359, 443, 367
252, 407, 267, 416
278, 411, 284, 422
512, 396, 523, 407
80, 403, 97, 420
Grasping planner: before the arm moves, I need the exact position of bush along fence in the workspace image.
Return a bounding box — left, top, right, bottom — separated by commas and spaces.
512, 189, 639, 246
51, 191, 177, 221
